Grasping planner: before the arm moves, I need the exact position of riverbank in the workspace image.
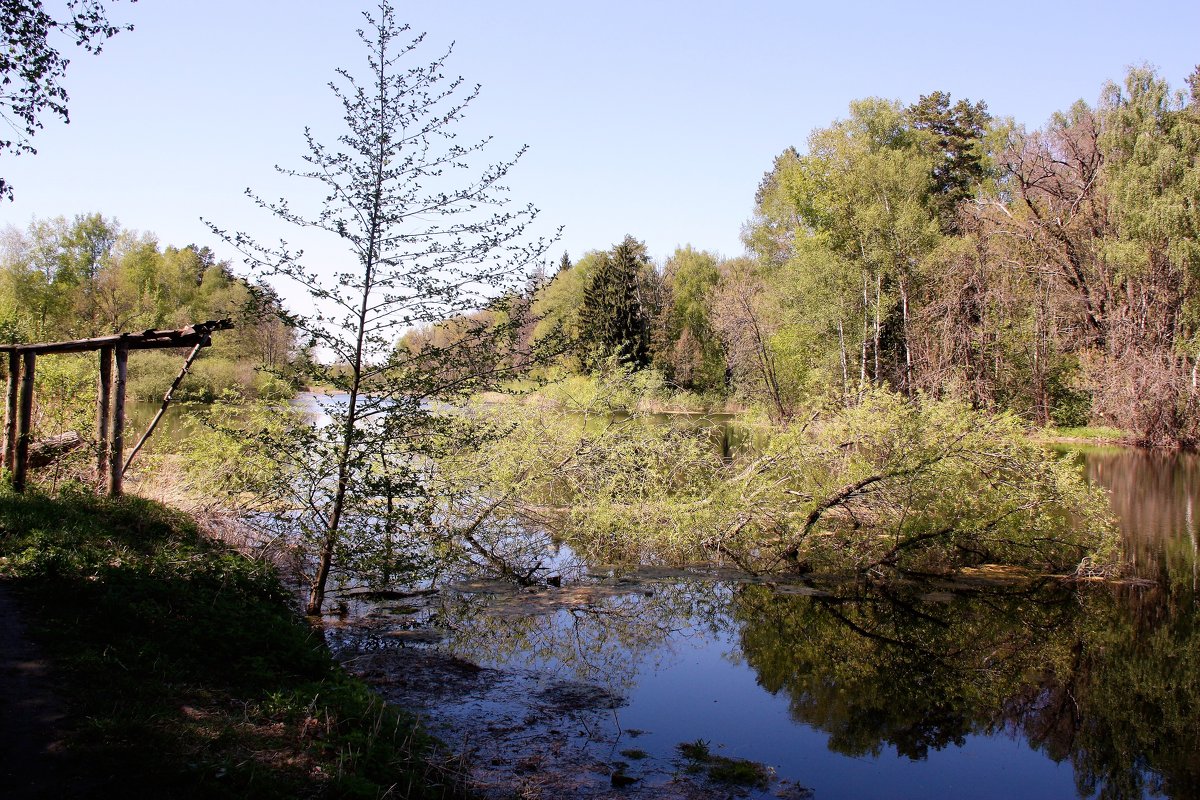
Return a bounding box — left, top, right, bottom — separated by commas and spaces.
1033, 425, 1131, 445
0, 486, 467, 799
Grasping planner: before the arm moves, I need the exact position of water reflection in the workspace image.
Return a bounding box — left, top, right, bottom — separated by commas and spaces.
337, 447, 1200, 799
391, 572, 1197, 798
1066, 447, 1200, 588
734, 578, 1199, 799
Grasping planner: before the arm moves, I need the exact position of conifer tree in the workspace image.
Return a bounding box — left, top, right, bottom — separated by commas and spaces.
907, 91, 991, 230
580, 235, 651, 369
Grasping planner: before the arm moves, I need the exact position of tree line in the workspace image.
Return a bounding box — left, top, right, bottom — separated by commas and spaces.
492, 65, 1200, 446
0, 213, 300, 401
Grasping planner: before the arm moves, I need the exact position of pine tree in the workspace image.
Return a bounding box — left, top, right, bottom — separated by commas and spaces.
907, 91, 990, 230
581, 235, 651, 369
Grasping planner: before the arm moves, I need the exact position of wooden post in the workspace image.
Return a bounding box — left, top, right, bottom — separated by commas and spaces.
13, 352, 36, 493
108, 344, 128, 497
96, 346, 112, 482
3, 351, 18, 475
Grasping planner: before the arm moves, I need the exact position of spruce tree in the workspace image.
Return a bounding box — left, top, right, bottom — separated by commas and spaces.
580, 235, 651, 369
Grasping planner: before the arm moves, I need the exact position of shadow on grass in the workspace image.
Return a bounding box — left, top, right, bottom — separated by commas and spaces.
0, 484, 467, 799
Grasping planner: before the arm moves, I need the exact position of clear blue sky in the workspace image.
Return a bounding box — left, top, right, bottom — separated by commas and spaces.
2, 0, 1197, 300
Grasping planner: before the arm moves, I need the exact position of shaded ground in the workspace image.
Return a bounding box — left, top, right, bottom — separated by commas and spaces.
0, 489, 468, 799
0, 582, 70, 800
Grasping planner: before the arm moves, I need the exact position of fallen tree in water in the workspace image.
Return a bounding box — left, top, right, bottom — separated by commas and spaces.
441, 386, 1120, 581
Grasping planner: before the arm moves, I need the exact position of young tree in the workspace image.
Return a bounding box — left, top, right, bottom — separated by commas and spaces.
208, 2, 551, 614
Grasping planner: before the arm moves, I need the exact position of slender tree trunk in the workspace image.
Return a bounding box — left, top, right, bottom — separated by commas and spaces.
12, 352, 35, 492
96, 346, 111, 482
861, 272, 869, 389
306, 32, 390, 617
838, 318, 849, 404
3, 351, 18, 474
873, 270, 882, 383
900, 279, 912, 396
107, 345, 127, 496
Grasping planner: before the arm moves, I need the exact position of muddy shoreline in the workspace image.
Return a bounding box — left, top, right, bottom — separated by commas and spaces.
323, 579, 813, 799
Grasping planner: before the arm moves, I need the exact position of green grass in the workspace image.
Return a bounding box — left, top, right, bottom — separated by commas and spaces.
1038, 425, 1128, 442
675, 739, 771, 790
0, 483, 467, 799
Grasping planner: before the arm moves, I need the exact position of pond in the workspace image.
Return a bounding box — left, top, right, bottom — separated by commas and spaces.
321, 445, 1200, 799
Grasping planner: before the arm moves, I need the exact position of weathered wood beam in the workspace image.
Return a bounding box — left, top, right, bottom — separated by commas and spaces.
3, 351, 18, 474
0, 319, 233, 356
97, 346, 112, 482
29, 431, 85, 469
13, 352, 36, 492
108, 345, 128, 497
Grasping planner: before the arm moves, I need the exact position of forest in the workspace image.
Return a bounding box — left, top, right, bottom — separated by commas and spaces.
454, 64, 1200, 448
5, 66, 1198, 449
0, 213, 300, 404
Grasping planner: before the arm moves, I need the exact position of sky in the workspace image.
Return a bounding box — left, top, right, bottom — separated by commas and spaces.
2, 0, 1198, 307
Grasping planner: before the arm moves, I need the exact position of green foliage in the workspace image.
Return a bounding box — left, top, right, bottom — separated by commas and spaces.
660, 246, 726, 392
580, 235, 654, 370
530, 250, 599, 367
1099, 65, 1200, 286
724, 65, 1200, 441
0, 215, 299, 401
906, 91, 991, 228
727, 389, 1118, 574
443, 379, 1118, 578
743, 97, 946, 397
126, 350, 284, 403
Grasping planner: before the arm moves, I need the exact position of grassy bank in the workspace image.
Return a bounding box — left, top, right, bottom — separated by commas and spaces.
0, 485, 466, 799
1034, 425, 1130, 445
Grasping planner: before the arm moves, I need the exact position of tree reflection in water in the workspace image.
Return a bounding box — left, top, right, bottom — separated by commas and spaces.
430, 576, 738, 697
392, 565, 1197, 799
731, 576, 1199, 799
337, 447, 1200, 799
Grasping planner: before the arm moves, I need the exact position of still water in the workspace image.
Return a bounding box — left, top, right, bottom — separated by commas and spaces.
131, 399, 1197, 796
330, 446, 1200, 799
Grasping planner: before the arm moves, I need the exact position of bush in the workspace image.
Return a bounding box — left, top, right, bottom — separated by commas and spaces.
128, 351, 285, 402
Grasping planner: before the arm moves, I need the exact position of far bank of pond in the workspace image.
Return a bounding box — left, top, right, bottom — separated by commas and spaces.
321, 445, 1200, 800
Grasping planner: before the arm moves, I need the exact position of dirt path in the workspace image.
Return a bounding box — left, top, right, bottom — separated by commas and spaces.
0, 582, 70, 800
